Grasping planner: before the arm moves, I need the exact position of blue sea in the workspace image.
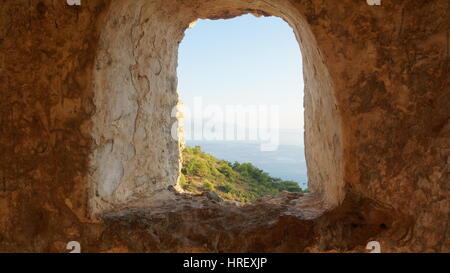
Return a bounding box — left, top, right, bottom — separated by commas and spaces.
186, 140, 308, 189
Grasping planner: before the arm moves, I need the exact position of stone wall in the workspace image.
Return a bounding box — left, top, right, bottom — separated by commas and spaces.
0, 0, 448, 252
90, 0, 344, 216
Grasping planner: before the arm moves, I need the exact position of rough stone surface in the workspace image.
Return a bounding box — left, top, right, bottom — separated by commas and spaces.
91, 0, 344, 214
0, 0, 449, 252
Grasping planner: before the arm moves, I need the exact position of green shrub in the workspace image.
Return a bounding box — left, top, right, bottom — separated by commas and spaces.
192, 160, 209, 176
202, 179, 214, 191
217, 184, 234, 193
179, 173, 187, 187
218, 162, 234, 179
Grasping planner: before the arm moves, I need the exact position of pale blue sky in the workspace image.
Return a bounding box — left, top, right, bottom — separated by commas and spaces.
177, 14, 304, 133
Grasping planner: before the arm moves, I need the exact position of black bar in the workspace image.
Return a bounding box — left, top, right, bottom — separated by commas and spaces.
0, 253, 447, 272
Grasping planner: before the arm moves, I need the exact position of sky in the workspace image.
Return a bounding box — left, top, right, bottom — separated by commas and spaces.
177, 14, 304, 145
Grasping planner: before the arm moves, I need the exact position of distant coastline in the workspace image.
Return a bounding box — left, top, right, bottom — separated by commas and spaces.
186, 140, 308, 189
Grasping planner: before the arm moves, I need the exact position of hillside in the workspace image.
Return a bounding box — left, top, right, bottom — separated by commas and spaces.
179, 146, 307, 203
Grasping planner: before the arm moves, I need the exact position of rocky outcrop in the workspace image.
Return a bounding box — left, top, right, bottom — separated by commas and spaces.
101, 191, 403, 253
0, 0, 448, 252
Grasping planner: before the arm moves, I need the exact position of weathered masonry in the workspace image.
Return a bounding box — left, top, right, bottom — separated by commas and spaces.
0, 0, 449, 252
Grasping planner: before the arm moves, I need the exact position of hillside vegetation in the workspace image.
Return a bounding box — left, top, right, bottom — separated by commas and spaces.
179, 146, 307, 203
